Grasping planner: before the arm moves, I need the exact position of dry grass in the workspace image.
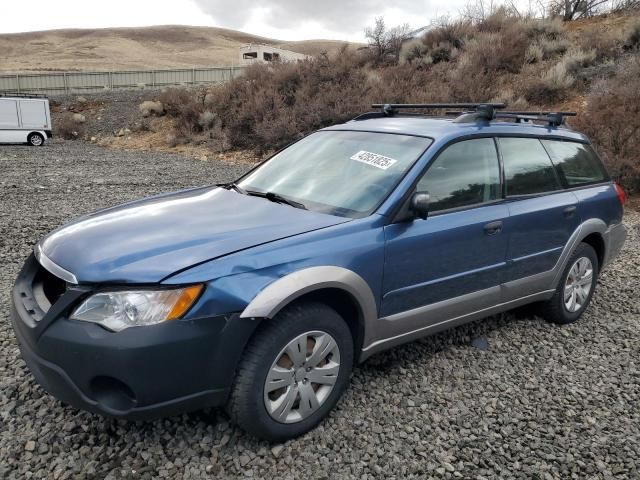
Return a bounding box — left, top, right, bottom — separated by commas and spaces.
0, 25, 362, 73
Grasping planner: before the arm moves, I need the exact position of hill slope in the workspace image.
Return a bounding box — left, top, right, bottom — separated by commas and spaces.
0, 25, 359, 72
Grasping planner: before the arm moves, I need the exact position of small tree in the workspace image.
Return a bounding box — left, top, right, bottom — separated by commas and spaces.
546, 0, 610, 20
365, 17, 388, 64
365, 17, 411, 65
387, 24, 411, 63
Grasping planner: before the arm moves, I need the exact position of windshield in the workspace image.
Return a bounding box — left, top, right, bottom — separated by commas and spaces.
237, 131, 432, 218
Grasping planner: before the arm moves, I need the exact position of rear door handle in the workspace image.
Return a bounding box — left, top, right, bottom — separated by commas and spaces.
483, 220, 503, 235
563, 205, 577, 216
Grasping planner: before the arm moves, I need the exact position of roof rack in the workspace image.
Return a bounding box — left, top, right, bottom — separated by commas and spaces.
353, 103, 576, 127
0, 92, 48, 99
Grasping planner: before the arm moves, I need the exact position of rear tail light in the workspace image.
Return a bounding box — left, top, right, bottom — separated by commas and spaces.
614, 183, 626, 207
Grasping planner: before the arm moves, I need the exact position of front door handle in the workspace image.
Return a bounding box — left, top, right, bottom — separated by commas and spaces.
563, 205, 577, 217
483, 220, 503, 235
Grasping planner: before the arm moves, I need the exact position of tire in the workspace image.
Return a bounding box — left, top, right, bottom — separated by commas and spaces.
539, 242, 599, 325
226, 302, 353, 442
27, 133, 44, 147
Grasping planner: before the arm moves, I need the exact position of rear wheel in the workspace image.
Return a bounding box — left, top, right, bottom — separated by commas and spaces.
539, 242, 598, 325
226, 302, 353, 441
27, 132, 44, 146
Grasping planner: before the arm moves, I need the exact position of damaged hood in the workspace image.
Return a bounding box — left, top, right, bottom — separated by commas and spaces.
38, 187, 348, 284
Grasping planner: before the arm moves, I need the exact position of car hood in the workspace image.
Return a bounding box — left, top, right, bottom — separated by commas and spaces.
39, 187, 349, 284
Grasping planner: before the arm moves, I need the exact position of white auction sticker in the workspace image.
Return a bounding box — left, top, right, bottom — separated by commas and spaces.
350, 150, 398, 170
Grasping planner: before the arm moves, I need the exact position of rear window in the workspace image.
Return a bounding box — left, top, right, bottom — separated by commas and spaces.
499, 138, 560, 196
542, 140, 609, 187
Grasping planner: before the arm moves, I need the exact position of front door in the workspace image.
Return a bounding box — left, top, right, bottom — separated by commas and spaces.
381, 138, 509, 321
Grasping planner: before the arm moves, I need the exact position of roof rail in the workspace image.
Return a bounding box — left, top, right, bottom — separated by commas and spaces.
0, 92, 48, 99
371, 103, 505, 116
447, 109, 576, 127
497, 111, 576, 127
352, 103, 506, 122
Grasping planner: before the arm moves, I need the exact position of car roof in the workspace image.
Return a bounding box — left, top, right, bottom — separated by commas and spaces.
322, 115, 589, 143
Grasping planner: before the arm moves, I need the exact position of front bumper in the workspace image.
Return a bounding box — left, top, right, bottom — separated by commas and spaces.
11, 254, 255, 420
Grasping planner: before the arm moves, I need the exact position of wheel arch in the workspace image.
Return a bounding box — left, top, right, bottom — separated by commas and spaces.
240, 266, 377, 360
552, 218, 607, 288
581, 232, 605, 272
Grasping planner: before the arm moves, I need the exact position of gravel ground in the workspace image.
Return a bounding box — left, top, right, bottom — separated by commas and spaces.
1, 141, 639, 479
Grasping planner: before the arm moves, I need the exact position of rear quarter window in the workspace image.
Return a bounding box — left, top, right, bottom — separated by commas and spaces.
542, 140, 609, 187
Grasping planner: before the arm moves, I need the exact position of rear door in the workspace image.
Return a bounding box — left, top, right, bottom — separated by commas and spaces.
382, 138, 509, 320
499, 137, 580, 296
18, 100, 48, 129
0, 99, 20, 129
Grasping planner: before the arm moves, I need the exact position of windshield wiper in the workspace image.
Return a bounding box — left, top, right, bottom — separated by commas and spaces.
246, 190, 307, 210
217, 182, 247, 195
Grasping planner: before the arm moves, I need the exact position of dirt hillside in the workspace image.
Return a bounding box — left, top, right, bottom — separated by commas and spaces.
0, 25, 361, 72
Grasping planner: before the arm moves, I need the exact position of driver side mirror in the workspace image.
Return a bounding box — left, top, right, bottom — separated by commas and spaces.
410, 192, 430, 220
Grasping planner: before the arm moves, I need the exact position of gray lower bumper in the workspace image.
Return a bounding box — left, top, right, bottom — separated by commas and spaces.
603, 222, 627, 269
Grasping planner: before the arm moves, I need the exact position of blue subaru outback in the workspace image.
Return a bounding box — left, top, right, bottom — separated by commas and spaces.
11, 104, 626, 441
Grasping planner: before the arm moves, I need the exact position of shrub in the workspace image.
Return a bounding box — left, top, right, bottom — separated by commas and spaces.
572, 57, 640, 193
560, 47, 597, 73
578, 28, 622, 60
525, 61, 575, 104
624, 20, 640, 50
491, 89, 529, 110
544, 61, 576, 89
538, 37, 571, 58
422, 18, 473, 51
457, 27, 529, 74
202, 55, 371, 152
139, 100, 164, 117
476, 7, 514, 33
399, 38, 428, 64
198, 111, 216, 129
525, 43, 544, 63
526, 16, 564, 39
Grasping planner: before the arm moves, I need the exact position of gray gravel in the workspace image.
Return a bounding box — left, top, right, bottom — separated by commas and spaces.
1, 141, 639, 479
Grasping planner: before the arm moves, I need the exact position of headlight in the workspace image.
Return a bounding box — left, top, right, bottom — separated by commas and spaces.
70, 285, 203, 332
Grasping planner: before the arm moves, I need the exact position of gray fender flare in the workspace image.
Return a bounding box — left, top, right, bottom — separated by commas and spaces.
552, 218, 607, 287
240, 266, 378, 330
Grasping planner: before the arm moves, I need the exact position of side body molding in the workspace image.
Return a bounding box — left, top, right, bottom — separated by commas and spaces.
240, 265, 378, 325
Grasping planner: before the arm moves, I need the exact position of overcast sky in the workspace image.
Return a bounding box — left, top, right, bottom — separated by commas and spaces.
0, 0, 476, 41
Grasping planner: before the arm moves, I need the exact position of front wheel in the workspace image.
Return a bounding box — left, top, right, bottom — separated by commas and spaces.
27, 132, 44, 146
539, 242, 599, 325
226, 302, 353, 441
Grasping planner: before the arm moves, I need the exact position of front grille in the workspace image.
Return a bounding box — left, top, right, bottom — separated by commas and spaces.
35, 266, 67, 309
14, 254, 68, 326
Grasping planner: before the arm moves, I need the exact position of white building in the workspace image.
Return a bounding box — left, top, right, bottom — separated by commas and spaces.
239, 44, 309, 65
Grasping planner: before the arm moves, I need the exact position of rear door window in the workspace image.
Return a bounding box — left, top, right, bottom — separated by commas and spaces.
416, 138, 501, 212
499, 138, 560, 196
542, 140, 609, 187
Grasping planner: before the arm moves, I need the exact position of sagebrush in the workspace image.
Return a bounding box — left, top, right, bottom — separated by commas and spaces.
153, 10, 640, 190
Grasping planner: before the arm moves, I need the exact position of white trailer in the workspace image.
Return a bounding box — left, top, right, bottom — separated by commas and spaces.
0, 94, 52, 146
